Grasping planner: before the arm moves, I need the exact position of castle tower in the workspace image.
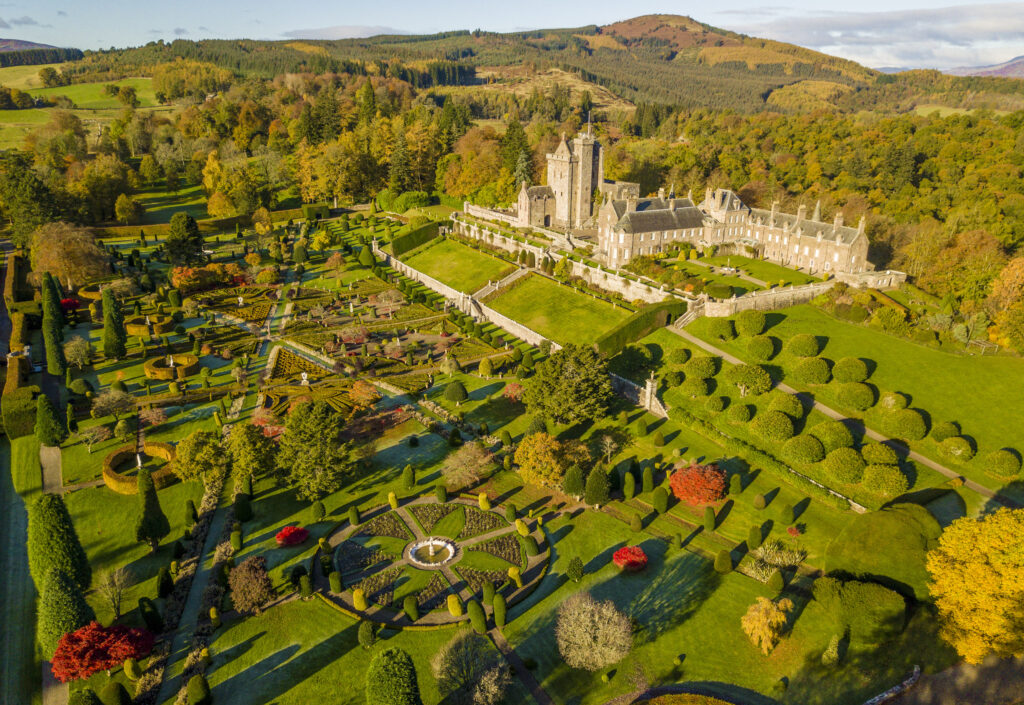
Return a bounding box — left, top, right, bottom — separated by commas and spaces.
546, 135, 575, 227
570, 129, 600, 227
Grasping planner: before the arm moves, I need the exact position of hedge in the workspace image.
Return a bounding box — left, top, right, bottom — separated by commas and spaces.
751, 410, 795, 442
930, 420, 960, 443
862, 464, 909, 497
143, 354, 200, 380
102, 443, 176, 494
883, 408, 927, 441
822, 447, 865, 484
706, 317, 736, 341
301, 203, 330, 220
941, 436, 975, 461
684, 356, 718, 379
727, 403, 753, 423
746, 335, 774, 361
792, 357, 831, 384
593, 300, 687, 356
836, 382, 875, 411
986, 448, 1022, 478
9, 311, 27, 353
391, 221, 441, 258
2, 356, 39, 438
809, 420, 854, 453
785, 333, 819, 357
833, 357, 869, 383
767, 390, 804, 419
735, 309, 766, 336
861, 442, 899, 466
783, 434, 825, 464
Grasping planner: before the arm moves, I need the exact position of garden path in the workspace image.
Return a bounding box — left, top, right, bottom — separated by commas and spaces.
892, 654, 1024, 705
670, 328, 1017, 508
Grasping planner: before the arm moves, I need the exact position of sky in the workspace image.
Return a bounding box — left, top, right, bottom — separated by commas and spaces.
11, 0, 1024, 69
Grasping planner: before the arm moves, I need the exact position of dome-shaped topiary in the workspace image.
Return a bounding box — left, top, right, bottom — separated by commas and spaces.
783, 435, 826, 464
832, 357, 869, 383
785, 333, 819, 357
751, 410, 795, 442
822, 447, 865, 484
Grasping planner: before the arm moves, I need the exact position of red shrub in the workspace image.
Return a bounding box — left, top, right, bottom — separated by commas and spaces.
669, 462, 726, 506
787, 526, 803, 538
503, 383, 524, 403
275, 525, 309, 546
51, 621, 154, 683
60, 298, 80, 313
613, 545, 648, 572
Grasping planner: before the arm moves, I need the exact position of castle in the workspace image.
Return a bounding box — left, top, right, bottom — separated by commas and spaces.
513, 127, 872, 275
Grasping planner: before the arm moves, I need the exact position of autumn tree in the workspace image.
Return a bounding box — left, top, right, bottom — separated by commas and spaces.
513, 432, 589, 489
173, 429, 224, 483
523, 344, 613, 424
114, 194, 143, 224
51, 621, 153, 683
926, 508, 1024, 663
556, 592, 631, 671
442, 441, 494, 490
741, 597, 794, 654
669, 462, 727, 506
30, 222, 108, 289
228, 556, 275, 615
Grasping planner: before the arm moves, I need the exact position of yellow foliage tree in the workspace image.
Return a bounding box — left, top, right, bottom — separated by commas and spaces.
926, 508, 1024, 663
513, 432, 569, 489
206, 191, 234, 219
741, 596, 793, 655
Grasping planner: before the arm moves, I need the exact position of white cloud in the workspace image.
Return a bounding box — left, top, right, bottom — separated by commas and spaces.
725, 2, 1024, 68
282, 25, 408, 40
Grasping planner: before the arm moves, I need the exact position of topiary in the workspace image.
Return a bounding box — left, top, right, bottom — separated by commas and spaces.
728, 473, 743, 496
809, 420, 855, 453
832, 357, 870, 383
884, 408, 927, 441
753, 493, 767, 510
299, 574, 312, 598
329, 571, 342, 593
767, 390, 803, 419
768, 569, 784, 593
714, 549, 732, 574
705, 396, 726, 413
629, 514, 642, 532
785, 333, 819, 357
822, 447, 866, 484
524, 535, 539, 556
467, 599, 487, 634
861, 442, 900, 466
434, 485, 447, 503
880, 391, 908, 410
186, 674, 211, 705
234, 494, 253, 522
747, 524, 763, 550
791, 356, 831, 384
684, 356, 717, 379
653, 487, 669, 513
157, 566, 173, 598
493, 593, 507, 628
703, 505, 716, 531
751, 410, 795, 442
707, 318, 736, 340
836, 382, 875, 411
69, 689, 102, 705
669, 347, 691, 365
403, 594, 419, 622
735, 309, 767, 337
862, 464, 909, 497
986, 448, 1022, 478
680, 377, 711, 398
353, 588, 368, 611
783, 435, 826, 464
99, 681, 131, 705
447, 593, 463, 617
727, 403, 753, 423
746, 335, 775, 362
357, 620, 375, 648
930, 420, 960, 443
941, 436, 975, 461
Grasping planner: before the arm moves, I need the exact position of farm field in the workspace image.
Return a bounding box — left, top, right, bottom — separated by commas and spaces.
487, 273, 632, 344
402, 238, 515, 293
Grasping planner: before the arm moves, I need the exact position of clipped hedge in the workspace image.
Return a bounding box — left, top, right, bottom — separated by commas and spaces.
125, 314, 175, 337
143, 354, 200, 380
2, 356, 38, 438
102, 442, 177, 494
767, 390, 804, 419
809, 420, 854, 453
863, 464, 910, 498
792, 357, 831, 384
941, 436, 975, 461
783, 434, 826, 464
822, 447, 866, 484
746, 335, 774, 361
836, 382, 875, 411
930, 420, 960, 443
861, 442, 900, 466
751, 410, 795, 442
735, 309, 766, 337
727, 403, 753, 423
883, 408, 928, 441
833, 357, 869, 383
986, 448, 1022, 478
9, 311, 27, 353
301, 203, 330, 220
391, 221, 440, 258
593, 300, 687, 356
684, 356, 718, 379
785, 333, 819, 357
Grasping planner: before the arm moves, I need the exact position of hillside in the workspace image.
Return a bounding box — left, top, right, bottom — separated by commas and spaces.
0, 39, 58, 52
59, 14, 1024, 114
947, 55, 1024, 78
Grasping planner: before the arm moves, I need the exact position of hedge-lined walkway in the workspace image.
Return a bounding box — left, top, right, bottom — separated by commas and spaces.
311, 495, 549, 628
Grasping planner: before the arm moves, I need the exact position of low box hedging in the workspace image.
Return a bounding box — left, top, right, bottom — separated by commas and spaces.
391, 221, 440, 258
125, 314, 175, 337
102, 442, 177, 494
593, 300, 687, 356
2, 356, 38, 438
301, 203, 330, 220
143, 354, 200, 380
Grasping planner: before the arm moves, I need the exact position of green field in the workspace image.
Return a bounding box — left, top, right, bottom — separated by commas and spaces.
30, 78, 157, 109
403, 238, 515, 293
0, 63, 63, 89
487, 273, 632, 344
703, 255, 820, 286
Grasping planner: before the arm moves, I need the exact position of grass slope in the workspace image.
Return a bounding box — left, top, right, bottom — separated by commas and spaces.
487, 274, 631, 345
403, 239, 515, 294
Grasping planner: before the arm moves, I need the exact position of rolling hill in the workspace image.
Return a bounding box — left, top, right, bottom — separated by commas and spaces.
65, 14, 1024, 114
0, 39, 59, 52
946, 55, 1024, 78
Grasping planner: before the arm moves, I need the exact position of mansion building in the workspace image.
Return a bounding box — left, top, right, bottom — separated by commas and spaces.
512, 127, 871, 275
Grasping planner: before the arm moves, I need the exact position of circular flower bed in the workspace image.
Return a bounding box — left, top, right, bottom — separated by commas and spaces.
102, 442, 176, 495
125, 314, 175, 336
613, 545, 648, 572
76, 283, 104, 301
276, 525, 309, 546
143, 354, 200, 380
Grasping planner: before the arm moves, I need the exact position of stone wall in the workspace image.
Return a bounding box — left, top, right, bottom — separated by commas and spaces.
838, 269, 908, 289
451, 216, 547, 261
463, 203, 518, 226
475, 301, 561, 351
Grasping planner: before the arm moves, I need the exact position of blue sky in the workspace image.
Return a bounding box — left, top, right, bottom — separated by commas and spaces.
14, 1, 1024, 69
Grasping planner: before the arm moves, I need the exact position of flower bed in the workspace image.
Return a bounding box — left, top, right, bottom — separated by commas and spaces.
102, 442, 177, 495
356, 512, 413, 540
415, 573, 453, 612
336, 542, 392, 575
143, 354, 200, 380
409, 503, 459, 533
275, 525, 309, 546
355, 566, 401, 607
454, 566, 508, 595
472, 533, 520, 565
613, 545, 648, 572
125, 314, 175, 336
458, 506, 506, 539
268, 348, 328, 382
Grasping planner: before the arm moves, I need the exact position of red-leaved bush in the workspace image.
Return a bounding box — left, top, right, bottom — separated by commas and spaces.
613, 545, 648, 571
51, 622, 154, 683
275, 525, 309, 546
787, 526, 803, 538
669, 462, 727, 506
503, 383, 524, 403
60, 298, 80, 313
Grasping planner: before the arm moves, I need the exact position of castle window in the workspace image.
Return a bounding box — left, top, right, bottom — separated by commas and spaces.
804, 246, 809, 255
833, 253, 839, 262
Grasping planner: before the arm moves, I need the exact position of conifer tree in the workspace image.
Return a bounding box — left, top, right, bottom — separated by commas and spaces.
584, 467, 610, 507
561, 464, 585, 499
28, 493, 91, 590
36, 394, 67, 446
366, 647, 422, 705
135, 468, 170, 552
38, 569, 95, 657
101, 287, 127, 360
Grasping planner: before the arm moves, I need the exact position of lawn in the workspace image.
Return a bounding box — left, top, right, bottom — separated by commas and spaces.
0, 63, 63, 89
687, 305, 1024, 489
30, 78, 157, 109
487, 274, 632, 345
403, 238, 515, 294
703, 255, 820, 286
673, 261, 762, 296
135, 183, 208, 224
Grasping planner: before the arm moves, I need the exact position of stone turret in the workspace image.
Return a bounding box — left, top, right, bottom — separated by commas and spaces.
705, 187, 713, 206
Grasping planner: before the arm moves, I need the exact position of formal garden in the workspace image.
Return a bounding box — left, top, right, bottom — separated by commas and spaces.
5, 202, 1024, 705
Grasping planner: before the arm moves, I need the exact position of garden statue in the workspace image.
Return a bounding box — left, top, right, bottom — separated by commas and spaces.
301, 371, 309, 386
238, 295, 244, 307
145, 314, 151, 325
168, 355, 175, 368
136, 454, 143, 468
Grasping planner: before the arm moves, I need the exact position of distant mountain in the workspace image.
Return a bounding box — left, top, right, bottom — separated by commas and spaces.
0, 38, 60, 52
945, 55, 1024, 78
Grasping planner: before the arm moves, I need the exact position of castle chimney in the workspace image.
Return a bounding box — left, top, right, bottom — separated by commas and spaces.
834, 212, 844, 230
797, 204, 807, 221
627, 196, 638, 213
658, 187, 665, 200
857, 215, 865, 235
705, 187, 713, 207
812, 200, 821, 222
687, 188, 693, 202
770, 200, 778, 225
670, 198, 678, 211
